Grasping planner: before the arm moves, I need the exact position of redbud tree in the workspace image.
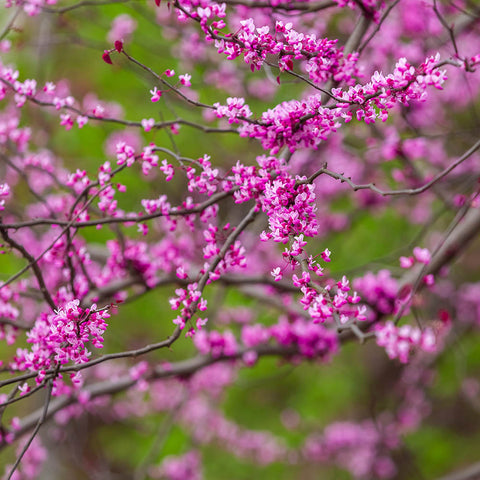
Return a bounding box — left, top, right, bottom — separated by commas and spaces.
0, 0, 480, 478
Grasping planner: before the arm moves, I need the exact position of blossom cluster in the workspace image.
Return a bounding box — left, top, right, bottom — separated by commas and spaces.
0, 284, 20, 345
260, 176, 318, 244
155, 450, 203, 480
375, 321, 437, 363
5, 0, 57, 17
11, 301, 109, 385
304, 419, 398, 479
192, 316, 339, 363
215, 19, 359, 84
0, 182, 10, 211
234, 55, 448, 153
173, 2, 359, 84
353, 270, 399, 318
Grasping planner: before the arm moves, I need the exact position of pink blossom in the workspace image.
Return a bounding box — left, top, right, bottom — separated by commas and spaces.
141, 118, 155, 132
179, 73, 192, 87
150, 87, 162, 102
76, 115, 88, 128
413, 246, 431, 264
0, 183, 10, 211
399, 256, 414, 268
107, 14, 137, 43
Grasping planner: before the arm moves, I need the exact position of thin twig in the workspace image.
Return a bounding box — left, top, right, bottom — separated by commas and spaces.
6, 380, 53, 480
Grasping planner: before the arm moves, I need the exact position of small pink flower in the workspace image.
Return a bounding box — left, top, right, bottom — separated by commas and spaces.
160, 159, 175, 181
141, 118, 155, 132
107, 14, 137, 44
243, 350, 258, 366
179, 73, 192, 87
60, 114, 74, 130
321, 248, 331, 262
18, 383, 30, 395
43, 82, 56, 95
413, 247, 431, 265
176, 266, 188, 279
0, 183, 10, 212
150, 87, 162, 102
0, 39, 10, 53
399, 256, 414, 268
271, 267, 283, 281
76, 116, 88, 128
93, 105, 105, 118
137, 223, 148, 235
423, 274, 435, 286
196, 317, 208, 330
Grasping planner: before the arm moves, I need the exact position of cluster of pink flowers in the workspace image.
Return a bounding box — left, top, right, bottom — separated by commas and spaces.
304, 419, 398, 478
260, 176, 318, 244
5, 0, 56, 16
213, 19, 359, 84
213, 96, 252, 124
107, 14, 137, 44
11, 300, 109, 384
0, 106, 30, 153
187, 154, 220, 195
0, 284, 20, 345
235, 55, 448, 153
399, 246, 434, 286
182, 395, 287, 465
194, 329, 238, 357
238, 93, 340, 153
400, 246, 432, 268
353, 270, 399, 318
301, 277, 365, 325
169, 225, 247, 332
175, 0, 227, 26
155, 450, 203, 480
0, 61, 129, 137
375, 321, 437, 363
332, 55, 447, 123
192, 316, 339, 362
223, 154, 285, 204
270, 316, 339, 360
170, 283, 207, 331
103, 239, 158, 290
0, 182, 10, 211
